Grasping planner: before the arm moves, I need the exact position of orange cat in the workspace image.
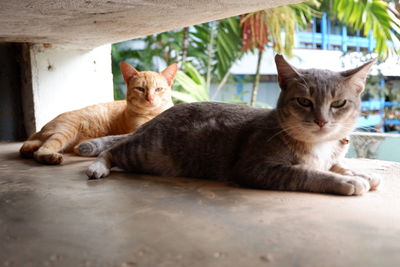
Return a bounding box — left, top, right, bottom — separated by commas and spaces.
20, 62, 177, 165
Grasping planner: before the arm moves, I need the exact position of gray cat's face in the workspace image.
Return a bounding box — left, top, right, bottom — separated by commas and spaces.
275, 55, 375, 143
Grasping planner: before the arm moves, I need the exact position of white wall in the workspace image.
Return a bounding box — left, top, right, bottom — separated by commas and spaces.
29, 44, 114, 131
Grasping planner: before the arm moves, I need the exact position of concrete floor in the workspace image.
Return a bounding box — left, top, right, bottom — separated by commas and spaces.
1, 142, 400, 267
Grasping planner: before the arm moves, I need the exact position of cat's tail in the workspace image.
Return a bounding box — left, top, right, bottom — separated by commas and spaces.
74, 134, 130, 157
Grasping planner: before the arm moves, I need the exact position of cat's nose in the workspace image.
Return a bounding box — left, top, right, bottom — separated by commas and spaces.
145, 94, 153, 103
314, 119, 327, 128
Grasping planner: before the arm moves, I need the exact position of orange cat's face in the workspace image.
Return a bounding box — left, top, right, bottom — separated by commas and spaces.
121, 62, 177, 111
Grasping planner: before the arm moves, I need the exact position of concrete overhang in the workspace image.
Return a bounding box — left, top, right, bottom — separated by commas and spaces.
0, 0, 302, 48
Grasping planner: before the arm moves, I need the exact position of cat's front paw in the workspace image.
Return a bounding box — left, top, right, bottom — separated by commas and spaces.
333, 177, 370, 196
331, 164, 381, 192
86, 161, 110, 179
352, 172, 381, 191
34, 150, 63, 165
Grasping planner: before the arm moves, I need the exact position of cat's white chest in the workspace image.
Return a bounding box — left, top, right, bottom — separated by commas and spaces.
302, 141, 338, 171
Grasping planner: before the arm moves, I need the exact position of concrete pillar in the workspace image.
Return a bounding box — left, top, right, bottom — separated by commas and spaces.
21, 44, 114, 135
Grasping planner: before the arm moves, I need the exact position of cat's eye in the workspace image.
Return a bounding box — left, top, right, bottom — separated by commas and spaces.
155, 87, 163, 92
297, 97, 313, 107
134, 87, 145, 92
331, 99, 347, 108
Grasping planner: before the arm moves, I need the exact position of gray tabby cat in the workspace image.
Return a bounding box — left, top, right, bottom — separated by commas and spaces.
85, 55, 380, 196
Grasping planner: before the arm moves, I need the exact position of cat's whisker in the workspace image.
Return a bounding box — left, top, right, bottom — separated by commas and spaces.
264, 124, 306, 144
265, 128, 290, 144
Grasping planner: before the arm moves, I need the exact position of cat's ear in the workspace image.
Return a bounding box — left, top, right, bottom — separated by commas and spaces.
341, 59, 376, 94
161, 63, 178, 86
275, 54, 302, 90
120, 62, 139, 84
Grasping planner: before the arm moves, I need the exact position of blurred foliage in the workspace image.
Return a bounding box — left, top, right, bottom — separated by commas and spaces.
190, 17, 243, 80
241, 1, 320, 56
112, 0, 400, 103
172, 62, 210, 103
331, 0, 400, 58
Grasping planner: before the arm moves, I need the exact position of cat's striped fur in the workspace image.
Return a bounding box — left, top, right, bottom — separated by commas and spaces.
76, 134, 129, 157
86, 55, 380, 196
20, 62, 177, 164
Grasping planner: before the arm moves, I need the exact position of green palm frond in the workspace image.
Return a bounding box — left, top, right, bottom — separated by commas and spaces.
263, 1, 321, 57
333, 0, 400, 58
190, 17, 243, 81
214, 17, 243, 80
173, 62, 210, 103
